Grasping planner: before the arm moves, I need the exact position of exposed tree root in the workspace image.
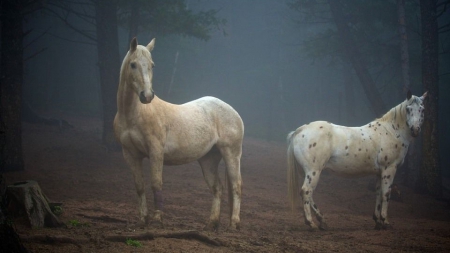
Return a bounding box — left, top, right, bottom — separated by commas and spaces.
20, 230, 222, 248
105, 230, 222, 246
20, 235, 89, 248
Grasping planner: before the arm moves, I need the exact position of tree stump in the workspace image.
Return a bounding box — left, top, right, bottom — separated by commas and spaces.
7, 180, 65, 228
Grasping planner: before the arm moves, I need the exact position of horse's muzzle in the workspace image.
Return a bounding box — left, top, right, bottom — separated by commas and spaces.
139, 90, 155, 104
410, 127, 420, 137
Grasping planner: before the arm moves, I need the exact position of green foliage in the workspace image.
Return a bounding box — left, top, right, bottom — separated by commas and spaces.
125, 238, 142, 247
288, 0, 422, 85
68, 219, 90, 227
51, 205, 63, 216
118, 0, 226, 41
289, 0, 402, 60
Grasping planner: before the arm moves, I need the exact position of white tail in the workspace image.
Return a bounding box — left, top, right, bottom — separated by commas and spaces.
287, 131, 302, 212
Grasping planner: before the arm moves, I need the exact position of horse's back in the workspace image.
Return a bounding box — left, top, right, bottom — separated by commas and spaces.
162, 96, 243, 164
184, 96, 240, 117
294, 121, 368, 148
291, 121, 334, 158
183, 96, 244, 137
292, 121, 334, 142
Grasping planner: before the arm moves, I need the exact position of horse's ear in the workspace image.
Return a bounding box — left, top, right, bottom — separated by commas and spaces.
420, 91, 428, 100
147, 38, 155, 52
406, 90, 412, 100
130, 37, 138, 52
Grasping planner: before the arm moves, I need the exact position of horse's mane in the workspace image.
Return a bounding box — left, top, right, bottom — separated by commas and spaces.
375, 95, 421, 124
133, 45, 151, 59
121, 46, 150, 67
376, 99, 408, 123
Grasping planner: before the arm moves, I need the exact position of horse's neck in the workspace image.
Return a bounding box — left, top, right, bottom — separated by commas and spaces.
116, 81, 169, 124
379, 101, 411, 142
117, 80, 144, 120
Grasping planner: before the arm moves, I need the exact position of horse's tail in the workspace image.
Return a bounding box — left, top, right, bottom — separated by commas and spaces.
287, 129, 303, 212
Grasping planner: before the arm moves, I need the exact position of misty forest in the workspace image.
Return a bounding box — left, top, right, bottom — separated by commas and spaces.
1, 0, 450, 252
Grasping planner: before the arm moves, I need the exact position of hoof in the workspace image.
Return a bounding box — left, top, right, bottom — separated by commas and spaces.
307, 224, 319, 232
149, 219, 164, 229
305, 220, 319, 232
374, 223, 382, 230
319, 222, 328, 231
308, 227, 319, 232
130, 220, 147, 229
149, 210, 164, 229
382, 223, 393, 230
374, 223, 392, 230
227, 222, 240, 232
203, 221, 220, 232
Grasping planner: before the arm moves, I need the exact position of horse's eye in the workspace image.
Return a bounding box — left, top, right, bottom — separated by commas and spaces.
130, 62, 136, 69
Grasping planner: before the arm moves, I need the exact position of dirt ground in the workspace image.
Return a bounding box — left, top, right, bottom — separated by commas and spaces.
3, 113, 450, 253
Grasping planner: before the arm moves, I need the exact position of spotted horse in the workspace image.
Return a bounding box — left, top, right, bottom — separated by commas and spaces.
287, 91, 427, 230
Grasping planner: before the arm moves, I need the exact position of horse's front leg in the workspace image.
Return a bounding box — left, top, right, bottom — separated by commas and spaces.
149, 151, 165, 227
375, 166, 396, 229
123, 150, 148, 226
373, 177, 382, 229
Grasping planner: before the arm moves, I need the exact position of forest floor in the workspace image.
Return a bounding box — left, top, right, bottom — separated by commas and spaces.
3, 113, 450, 253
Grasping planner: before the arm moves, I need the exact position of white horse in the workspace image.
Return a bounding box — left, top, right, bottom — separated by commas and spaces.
287, 91, 427, 230
114, 38, 244, 230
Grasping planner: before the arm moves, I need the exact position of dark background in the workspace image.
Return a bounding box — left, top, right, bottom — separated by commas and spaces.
16, 0, 450, 179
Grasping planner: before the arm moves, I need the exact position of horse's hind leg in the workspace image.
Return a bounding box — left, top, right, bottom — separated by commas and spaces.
308, 171, 327, 230
198, 146, 223, 231
220, 145, 242, 230
301, 168, 323, 230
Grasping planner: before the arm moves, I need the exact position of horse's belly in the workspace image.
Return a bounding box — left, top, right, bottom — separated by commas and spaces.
163, 149, 209, 165
326, 158, 379, 177
163, 137, 215, 166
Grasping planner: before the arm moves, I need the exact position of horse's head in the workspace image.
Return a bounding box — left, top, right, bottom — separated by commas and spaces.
405, 91, 427, 137
125, 37, 156, 104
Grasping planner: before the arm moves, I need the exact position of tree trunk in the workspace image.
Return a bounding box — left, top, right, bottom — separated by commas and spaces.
7, 180, 65, 228
95, 0, 121, 150
397, 0, 411, 95
0, 0, 24, 172
397, 0, 418, 187
417, 0, 441, 196
128, 0, 140, 41
328, 0, 387, 117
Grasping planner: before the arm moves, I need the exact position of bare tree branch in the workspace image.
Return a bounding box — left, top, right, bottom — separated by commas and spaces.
44, 7, 97, 42
24, 48, 47, 62
24, 27, 51, 50
45, 31, 97, 46
439, 23, 450, 32
46, 2, 96, 26
436, 0, 450, 9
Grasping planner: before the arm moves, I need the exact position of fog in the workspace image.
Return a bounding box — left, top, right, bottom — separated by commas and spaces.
22, 0, 450, 175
